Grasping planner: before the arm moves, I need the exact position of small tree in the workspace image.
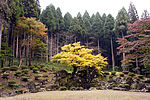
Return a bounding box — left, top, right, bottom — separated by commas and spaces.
52, 42, 108, 76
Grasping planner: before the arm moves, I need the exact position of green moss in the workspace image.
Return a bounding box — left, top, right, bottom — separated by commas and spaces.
0, 83, 2, 86
22, 69, 29, 74
34, 74, 42, 80
33, 68, 38, 73
70, 86, 76, 90
15, 71, 22, 75
8, 80, 16, 87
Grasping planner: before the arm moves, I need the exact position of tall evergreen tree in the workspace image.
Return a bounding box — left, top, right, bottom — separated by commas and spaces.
141, 10, 150, 18
20, 0, 41, 19
64, 12, 72, 31
128, 2, 139, 23
114, 7, 130, 71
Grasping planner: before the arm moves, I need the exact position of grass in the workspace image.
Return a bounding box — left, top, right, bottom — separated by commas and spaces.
1, 90, 150, 100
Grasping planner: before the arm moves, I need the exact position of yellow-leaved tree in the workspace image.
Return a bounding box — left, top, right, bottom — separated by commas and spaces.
52, 42, 108, 76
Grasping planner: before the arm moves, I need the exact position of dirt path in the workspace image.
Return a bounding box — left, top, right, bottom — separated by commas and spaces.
1, 90, 150, 100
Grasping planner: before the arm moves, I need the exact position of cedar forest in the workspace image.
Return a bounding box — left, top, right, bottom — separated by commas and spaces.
0, 0, 150, 78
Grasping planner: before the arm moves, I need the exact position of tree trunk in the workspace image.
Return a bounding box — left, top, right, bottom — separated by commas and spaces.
56, 33, 59, 54
16, 35, 19, 58
49, 33, 53, 62
122, 32, 126, 71
97, 38, 100, 53
46, 35, 49, 64
18, 46, 22, 67
111, 37, 115, 71
0, 23, 3, 53
26, 35, 29, 66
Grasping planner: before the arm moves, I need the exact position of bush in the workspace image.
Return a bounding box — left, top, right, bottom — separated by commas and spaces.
21, 76, 29, 82
2, 72, 9, 78
128, 72, 135, 77
123, 71, 129, 74
111, 71, 116, 76
119, 73, 124, 77
60, 86, 67, 90
33, 68, 38, 73
2, 67, 10, 71
138, 75, 144, 79
10, 66, 18, 71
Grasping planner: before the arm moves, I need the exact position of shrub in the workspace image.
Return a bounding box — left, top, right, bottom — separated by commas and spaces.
111, 71, 116, 76
2, 67, 10, 71
2, 72, 9, 78
33, 68, 38, 73
138, 75, 144, 79
21, 76, 29, 82
128, 72, 135, 77
123, 71, 129, 74
60, 86, 67, 90
119, 73, 124, 77
10, 66, 18, 71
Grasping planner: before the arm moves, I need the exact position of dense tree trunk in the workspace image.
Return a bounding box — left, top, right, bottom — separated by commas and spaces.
0, 23, 3, 53
49, 33, 53, 62
46, 35, 49, 64
16, 35, 19, 58
111, 37, 115, 71
97, 38, 100, 53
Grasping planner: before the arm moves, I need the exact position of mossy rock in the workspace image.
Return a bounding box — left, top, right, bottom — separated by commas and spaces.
21, 76, 29, 82
131, 83, 137, 89
34, 74, 42, 80
22, 69, 29, 74
8, 80, 16, 87
137, 75, 144, 79
33, 68, 38, 73
2, 67, 10, 72
104, 71, 110, 75
128, 72, 135, 77
70, 86, 76, 90
118, 84, 124, 88
2, 72, 9, 78
15, 71, 22, 76
119, 73, 124, 77
40, 68, 47, 72
17, 89, 24, 94
21, 66, 28, 69
60, 86, 67, 91
111, 71, 116, 76
144, 78, 150, 83
10, 66, 18, 71
29, 66, 35, 70
0, 83, 2, 86
123, 71, 129, 74
124, 84, 130, 89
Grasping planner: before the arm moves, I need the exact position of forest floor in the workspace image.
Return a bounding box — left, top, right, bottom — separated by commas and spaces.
1, 90, 150, 100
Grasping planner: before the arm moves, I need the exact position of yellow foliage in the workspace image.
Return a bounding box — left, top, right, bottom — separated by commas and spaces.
52, 42, 108, 74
